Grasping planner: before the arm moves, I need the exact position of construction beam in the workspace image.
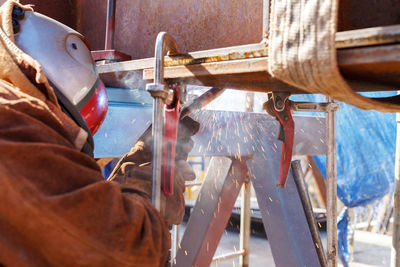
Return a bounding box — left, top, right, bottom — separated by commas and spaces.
97, 25, 400, 93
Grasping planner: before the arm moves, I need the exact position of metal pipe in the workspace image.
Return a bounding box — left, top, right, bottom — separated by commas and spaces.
326, 97, 338, 267
239, 92, 254, 267
74, 0, 83, 33
291, 160, 327, 267
155, 32, 178, 84
212, 250, 245, 263
240, 176, 251, 267
262, 0, 270, 40
391, 112, 400, 267
105, 0, 116, 50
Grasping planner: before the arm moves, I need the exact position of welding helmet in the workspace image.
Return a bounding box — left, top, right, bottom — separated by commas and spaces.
13, 7, 108, 156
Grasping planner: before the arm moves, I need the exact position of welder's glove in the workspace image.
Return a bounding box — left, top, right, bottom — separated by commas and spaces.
107, 116, 200, 227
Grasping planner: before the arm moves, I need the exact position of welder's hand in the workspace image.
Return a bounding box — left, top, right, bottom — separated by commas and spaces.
107, 116, 200, 227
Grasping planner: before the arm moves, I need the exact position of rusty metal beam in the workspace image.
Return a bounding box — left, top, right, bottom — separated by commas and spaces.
97, 25, 400, 72
97, 25, 400, 93
142, 44, 400, 93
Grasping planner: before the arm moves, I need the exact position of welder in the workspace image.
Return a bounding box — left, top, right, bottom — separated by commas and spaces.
0, 1, 198, 265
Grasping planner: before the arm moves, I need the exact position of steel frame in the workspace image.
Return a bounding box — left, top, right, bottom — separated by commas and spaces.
94, 0, 341, 264
179, 110, 328, 266
94, 100, 330, 266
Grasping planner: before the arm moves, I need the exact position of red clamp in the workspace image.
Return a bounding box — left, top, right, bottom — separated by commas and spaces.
162, 84, 182, 195
271, 99, 295, 188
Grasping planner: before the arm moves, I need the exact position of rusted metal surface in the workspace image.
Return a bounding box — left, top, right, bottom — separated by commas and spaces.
19, 0, 78, 29
83, 0, 400, 57
96, 24, 400, 93
81, 0, 264, 59
16, 0, 400, 58
336, 25, 400, 49
98, 25, 400, 70
338, 0, 400, 31
99, 24, 400, 73
97, 43, 268, 74
143, 44, 400, 93
91, 50, 131, 62
338, 44, 400, 89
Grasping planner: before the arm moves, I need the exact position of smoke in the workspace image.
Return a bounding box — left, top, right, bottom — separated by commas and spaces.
118, 70, 148, 90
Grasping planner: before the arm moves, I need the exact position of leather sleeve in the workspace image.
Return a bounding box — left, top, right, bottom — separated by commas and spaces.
0, 84, 170, 266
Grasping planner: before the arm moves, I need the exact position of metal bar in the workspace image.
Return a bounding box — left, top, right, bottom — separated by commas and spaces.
262, 0, 270, 40
335, 24, 400, 49
149, 32, 179, 210
94, 110, 328, 159
154, 33, 178, 83
291, 102, 340, 113
326, 97, 338, 267
174, 157, 248, 267
171, 224, 180, 266
185, 182, 203, 187
239, 91, 254, 267
391, 112, 400, 267
291, 160, 327, 267
151, 98, 163, 210
212, 250, 245, 263
74, 0, 83, 33
100, 44, 400, 93
249, 149, 322, 266
306, 155, 327, 208
180, 88, 225, 119
240, 177, 251, 267
98, 25, 400, 74
105, 0, 116, 50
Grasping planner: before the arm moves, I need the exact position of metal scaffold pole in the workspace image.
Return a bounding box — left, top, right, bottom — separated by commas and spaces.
326, 97, 338, 267
391, 112, 400, 267
239, 175, 251, 267
240, 92, 254, 267
105, 0, 116, 50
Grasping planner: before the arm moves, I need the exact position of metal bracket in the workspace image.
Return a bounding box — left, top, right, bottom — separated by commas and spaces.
272, 92, 291, 112
291, 101, 340, 113
146, 83, 174, 105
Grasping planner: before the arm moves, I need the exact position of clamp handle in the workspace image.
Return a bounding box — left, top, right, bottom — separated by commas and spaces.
162, 85, 182, 194
270, 99, 295, 188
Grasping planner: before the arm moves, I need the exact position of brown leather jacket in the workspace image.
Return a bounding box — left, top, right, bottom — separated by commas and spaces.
0, 1, 169, 266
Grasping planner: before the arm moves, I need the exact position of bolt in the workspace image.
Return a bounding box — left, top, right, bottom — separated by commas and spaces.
275, 97, 284, 110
